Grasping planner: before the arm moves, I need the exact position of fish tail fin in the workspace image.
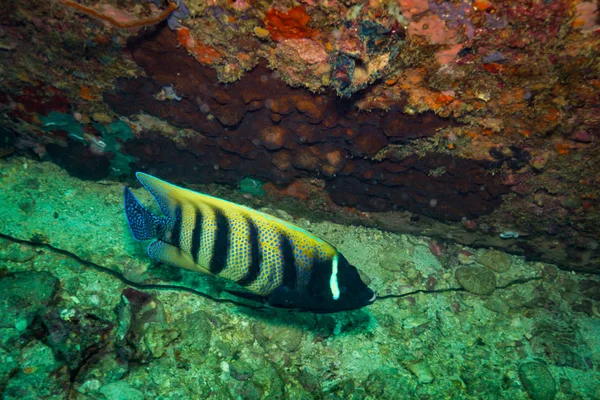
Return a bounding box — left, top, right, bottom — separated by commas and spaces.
124, 186, 165, 241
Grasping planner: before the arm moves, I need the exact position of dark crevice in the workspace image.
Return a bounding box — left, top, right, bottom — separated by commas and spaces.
375, 276, 544, 301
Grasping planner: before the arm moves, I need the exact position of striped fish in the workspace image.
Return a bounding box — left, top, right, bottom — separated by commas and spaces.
123, 173, 376, 313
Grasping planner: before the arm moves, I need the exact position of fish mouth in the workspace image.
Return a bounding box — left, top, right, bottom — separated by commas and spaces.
368, 291, 377, 303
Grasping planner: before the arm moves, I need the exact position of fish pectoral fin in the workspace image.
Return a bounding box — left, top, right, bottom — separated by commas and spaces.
224, 289, 267, 304
147, 240, 212, 275
266, 286, 307, 309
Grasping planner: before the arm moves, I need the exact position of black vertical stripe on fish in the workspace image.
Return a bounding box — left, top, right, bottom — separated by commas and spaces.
280, 233, 297, 289
307, 258, 331, 297
170, 204, 183, 249
237, 219, 262, 286
190, 207, 203, 263
209, 209, 230, 275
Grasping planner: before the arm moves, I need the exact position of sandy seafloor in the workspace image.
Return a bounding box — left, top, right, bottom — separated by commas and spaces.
0, 156, 598, 399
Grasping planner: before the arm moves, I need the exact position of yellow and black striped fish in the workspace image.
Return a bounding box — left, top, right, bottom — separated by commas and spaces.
124, 173, 376, 313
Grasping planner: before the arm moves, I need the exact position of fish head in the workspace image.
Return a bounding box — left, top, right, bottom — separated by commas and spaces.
325, 253, 376, 312
266, 253, 376, 313
269, 253, 376, 314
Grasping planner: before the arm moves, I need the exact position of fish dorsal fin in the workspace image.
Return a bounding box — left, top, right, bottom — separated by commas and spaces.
136, 172, 176, 218
135, 172, 336, 255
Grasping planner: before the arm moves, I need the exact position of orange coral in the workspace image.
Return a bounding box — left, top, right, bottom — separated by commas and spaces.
177, 27, 221, 65
482, 63, 509, 74
79, 86, 94, 101
473, 0, 494, 12
264, 6, 317, 42
555, 143, 571, 155
263, 181, 311, 200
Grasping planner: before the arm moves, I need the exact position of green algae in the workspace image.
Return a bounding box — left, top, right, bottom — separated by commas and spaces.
94, 120, 136, 176
240, 177, 266, 197
0, 156, 599, 399
40, 111, 82, 137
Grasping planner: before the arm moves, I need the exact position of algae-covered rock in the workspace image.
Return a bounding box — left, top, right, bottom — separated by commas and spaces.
518, 362, 557, 400
455, 266, 496, 295
3, 341, 70, 399
529, 320, 590, 370
297, 368, 322, 393
253, 321, 304, 353
483, 296, 509, 314
405, 359, 435, 384
364, 368, 414, 397
41, 308, 115, 371
116, 288, 168, 362
236, 359, 284, 399
477, 249, 512, 272
100, 380, 145, 400
326, 379, 368, 399
229, 380, 263, 400
0, 347, 18, 388
230, 359, 254, 381
0, 271, 59, 329
172, 311, 213, 365
0, 240, 36, 262
74, 351, 129, 394
379, 251, 405, 272
143, 323, 181, 358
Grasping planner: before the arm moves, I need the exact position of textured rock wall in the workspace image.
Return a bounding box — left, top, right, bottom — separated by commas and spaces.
0, 0, 598, 272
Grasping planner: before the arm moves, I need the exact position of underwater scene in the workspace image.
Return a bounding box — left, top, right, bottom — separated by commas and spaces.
0, 0, 599, 399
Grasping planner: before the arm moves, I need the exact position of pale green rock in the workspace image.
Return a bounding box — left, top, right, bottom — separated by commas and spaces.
100, 381, 145, 400
519, 362, 557, 400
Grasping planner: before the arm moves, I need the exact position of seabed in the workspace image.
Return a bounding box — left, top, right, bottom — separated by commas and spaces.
0, 156, 599, 399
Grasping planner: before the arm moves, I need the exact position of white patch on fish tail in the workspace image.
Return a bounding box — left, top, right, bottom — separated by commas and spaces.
330, 254, 340, 300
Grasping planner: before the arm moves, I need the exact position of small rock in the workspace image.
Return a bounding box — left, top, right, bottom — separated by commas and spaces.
483, 296, 509, 314
379, 252, 404, 272
0, 243, 36, 262
571, 130, 592, 143
253, 321, 304, 353
457, 250, 475, 265
254, 27, 270, 38
455, 266, 496, 295
477, 249, 512, 272
562, 197, 581, 210
402, 315, 430, 329
405, 360, 434, 384
529, 152, 550, 171
21, 340, 59, 372
75, 352, 128, 393
91, 112, 113, 124
518, 362, 557, 400
172, 311, 213, 365
15, 318, 28, 331
499, 231, 520, 239
364, 368, 407, 398
143, 323, 180, 358
230, 360, 254, 381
